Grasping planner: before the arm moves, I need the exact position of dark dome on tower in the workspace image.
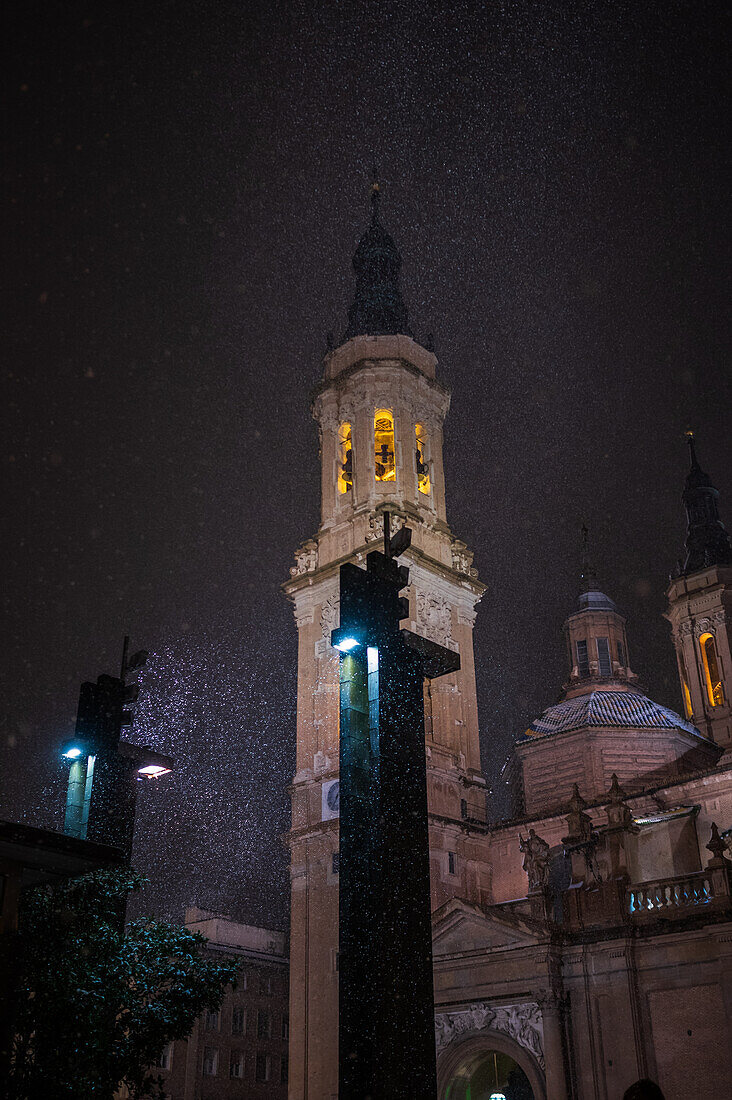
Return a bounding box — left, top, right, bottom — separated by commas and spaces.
343, 179, 412, 341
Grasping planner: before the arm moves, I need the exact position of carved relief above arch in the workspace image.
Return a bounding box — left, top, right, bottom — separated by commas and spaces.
435, 1004, 547, 1100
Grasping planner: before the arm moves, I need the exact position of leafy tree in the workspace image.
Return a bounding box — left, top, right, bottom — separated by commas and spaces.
5, 867, 239, 1099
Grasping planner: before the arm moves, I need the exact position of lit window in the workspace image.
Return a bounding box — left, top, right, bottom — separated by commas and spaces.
231, 1006, 246, 1036
700, 632, 724, 707
281, 1014, 290, 1040
448, 851, 457, 875
202, 1047, 218, 1076
157, 1043, 173, 1070
257, 1010, 272, 1039
374, 409, 396, 482
576, 640, 589, 677
678, 652, 693, 718
229, 1051, 245, 1078
281, 1056, 289, 1085
337, 422, 353, 494
255, 1053, 271, 1083
205, 1009, 219, 1032
597, 637, 611, 677
415, 423, 431, 494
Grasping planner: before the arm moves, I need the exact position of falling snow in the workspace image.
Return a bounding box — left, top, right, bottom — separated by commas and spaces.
2, 2, 730, 929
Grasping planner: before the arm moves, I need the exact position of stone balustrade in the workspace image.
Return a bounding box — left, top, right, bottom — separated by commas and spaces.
628, 870, 725, 917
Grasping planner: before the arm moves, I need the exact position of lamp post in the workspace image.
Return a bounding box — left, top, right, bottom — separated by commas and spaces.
333, 516, 459, 1100
60, 640, 172, 862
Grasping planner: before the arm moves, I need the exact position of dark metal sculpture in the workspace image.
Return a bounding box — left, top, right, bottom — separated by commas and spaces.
333, 515, 459, 1100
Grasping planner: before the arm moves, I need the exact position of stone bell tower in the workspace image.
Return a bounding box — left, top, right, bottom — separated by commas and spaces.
666, 432, 732, 748
283, 182, 487, 1099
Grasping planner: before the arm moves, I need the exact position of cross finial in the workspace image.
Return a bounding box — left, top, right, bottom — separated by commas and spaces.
580, 522, 596, 593
370, 166, 381, 222
685, 428, 699, 469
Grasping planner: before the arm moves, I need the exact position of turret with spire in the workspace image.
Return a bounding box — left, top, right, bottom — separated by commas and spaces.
561, 525, 639, 697
680, 431, 732, 575
666, 432, 732, 747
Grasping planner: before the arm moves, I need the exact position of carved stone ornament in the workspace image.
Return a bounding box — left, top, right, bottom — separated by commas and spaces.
694, 616, 716, 637
434, 1001, 544, 1070
320, 594, 339, 639
416, 592, 453, 647
679, 622, 694, 636
365, 511, 404, 544
451, 540, 478, 579
290, 539, 318, 577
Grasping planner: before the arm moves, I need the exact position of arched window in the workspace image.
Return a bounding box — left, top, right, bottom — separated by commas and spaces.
699, 632, 724, 707
415, 423, 431, 495
374, 410, 395, 482
678, 650, 693, 718
337, 422, 352, 494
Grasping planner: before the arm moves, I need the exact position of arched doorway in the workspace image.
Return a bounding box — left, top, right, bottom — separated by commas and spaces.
438, 1032, 546, 1100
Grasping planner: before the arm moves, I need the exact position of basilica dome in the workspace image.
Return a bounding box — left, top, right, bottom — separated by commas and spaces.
524, 689, 699, 739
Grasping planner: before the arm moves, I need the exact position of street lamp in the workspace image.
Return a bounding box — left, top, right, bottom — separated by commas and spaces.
60, 641, 173, 860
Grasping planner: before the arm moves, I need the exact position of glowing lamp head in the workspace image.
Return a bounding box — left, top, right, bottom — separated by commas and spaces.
490, 1094, 507, 1100
62, 746, 83, 760
334, 637, 360, 653
137, 764, 172, 779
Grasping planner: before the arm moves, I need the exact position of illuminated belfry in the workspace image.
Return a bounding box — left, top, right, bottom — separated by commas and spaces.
283, 180, 487, 1099
666, 432, 732, 747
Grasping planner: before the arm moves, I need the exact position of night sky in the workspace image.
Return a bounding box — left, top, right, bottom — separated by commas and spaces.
3, 2, 730, 930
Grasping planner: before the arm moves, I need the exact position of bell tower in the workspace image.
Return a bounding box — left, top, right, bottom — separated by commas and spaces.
283, 182, 486, 1099
666, 433, 732, 748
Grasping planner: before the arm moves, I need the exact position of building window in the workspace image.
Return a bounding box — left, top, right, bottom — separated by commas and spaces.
281, 1056, 289, 1085
231, 1006, 246, 1036
205, 1009, 219, 1032
260, 973, 273, 995
415, 423, 431, 495
257, 1010, 272, 1039
332, 851, 340, 875
678, 651, 693, 718
597, 637, 612, 677
281, 1014, 290, 1040
616, 640, 625, 667
255, 1053, 271, 1083
576, 639, 589, 677
202, 1047, 218, 1076
239, 971, 247, 991
230, 1051, 245, 1078
338, 422, 353, 494
157, 1043, 173, 1070
374, 409, 396, 482
700, 632, 724, 707
448, 851, 457, 875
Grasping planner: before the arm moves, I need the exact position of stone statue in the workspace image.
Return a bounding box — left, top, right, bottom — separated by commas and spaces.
519, 828, 551, 892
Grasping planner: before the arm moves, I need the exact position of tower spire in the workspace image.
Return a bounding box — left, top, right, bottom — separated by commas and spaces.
681, 431, 732, 575
580, 523, 598, 594
343, 174, 412, 341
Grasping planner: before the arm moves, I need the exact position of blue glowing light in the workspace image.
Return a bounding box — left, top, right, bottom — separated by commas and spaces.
62, 746, 83, 759
334, 637, 360, 652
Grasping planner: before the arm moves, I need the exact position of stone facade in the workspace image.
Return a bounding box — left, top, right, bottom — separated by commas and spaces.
284, 203, 732, 1099
152, 909, 289, 1099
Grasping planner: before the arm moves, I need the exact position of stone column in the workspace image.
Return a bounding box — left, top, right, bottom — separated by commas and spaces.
539, 996, 568, 1100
